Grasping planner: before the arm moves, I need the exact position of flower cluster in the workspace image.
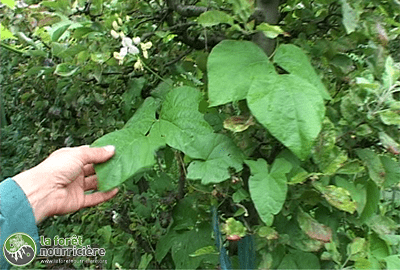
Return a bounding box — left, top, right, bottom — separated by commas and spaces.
110, 18, 152, 69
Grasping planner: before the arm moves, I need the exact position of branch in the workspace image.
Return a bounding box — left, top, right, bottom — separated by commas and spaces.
0, 42, 25, 54
175, 31, 225, 50
167, 0, 207, 17
175, 151, 186, 200
175, 4, 207, 17
165, 48, 194, 66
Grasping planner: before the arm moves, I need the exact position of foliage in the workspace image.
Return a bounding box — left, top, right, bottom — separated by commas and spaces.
2, 0, 400, 269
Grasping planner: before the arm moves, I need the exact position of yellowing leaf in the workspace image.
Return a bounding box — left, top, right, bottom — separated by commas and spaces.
316, 184, 357, 214
297, 210, 332, 243
223, 115, 254, 133
0, 23, 17, 40
197, 10, 234, 27
256, 23, 284, 38
0, 0, 15, 9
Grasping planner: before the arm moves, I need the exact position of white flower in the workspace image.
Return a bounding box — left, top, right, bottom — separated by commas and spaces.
140, 41, 152, 50
110, 30, 119, 39
119, 47, 128, 58
113, 51, 124, 65
132, 36, 141, 45
134, 58, 144, 71
121, 37, 132, 47
16, 0, 28, 8
122, 37, 139, 54
140, 41, 152, 59
118, 18, 123, 25
112, 21, 119, 31
114, 37, 139, 64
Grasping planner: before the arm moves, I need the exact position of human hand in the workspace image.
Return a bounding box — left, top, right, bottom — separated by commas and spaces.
13, 145, 118, 223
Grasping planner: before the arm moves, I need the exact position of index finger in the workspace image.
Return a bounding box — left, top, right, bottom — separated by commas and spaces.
77, 145, 115, 165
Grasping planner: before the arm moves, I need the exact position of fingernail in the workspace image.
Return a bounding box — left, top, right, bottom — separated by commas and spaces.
104, 145, 115, 153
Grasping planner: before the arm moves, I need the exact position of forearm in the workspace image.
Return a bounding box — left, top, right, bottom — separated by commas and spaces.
0, 178, 40, 269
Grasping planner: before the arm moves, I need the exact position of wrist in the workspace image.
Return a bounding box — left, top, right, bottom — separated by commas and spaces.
13, 167, 54, 223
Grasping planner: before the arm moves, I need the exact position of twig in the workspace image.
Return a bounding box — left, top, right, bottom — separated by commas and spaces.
164, 48, 193, 66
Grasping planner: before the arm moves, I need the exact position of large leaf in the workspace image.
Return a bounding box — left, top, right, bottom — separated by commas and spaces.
274, 44, 330, 100
247, 74, 325, 160
91, 97, 165, 191
207, 40, 276, 106
246, 158, 292, 226
186, 133, 244, 184
154, 86, 213, 155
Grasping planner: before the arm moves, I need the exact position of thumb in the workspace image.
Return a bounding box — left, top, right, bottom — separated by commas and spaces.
78, 145, 115, 164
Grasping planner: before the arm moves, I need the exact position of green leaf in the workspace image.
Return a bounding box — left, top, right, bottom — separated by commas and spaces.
186, 133, 244, 184
356, 149, 385, 187
52, 23, 71, 42
246, 158, 292, 226
97, 225, 112, 243
274, 44, 330, 100
278, 251, 320, 270
138, 254, 153, 270
335, 176, 367, 214
222, 217, 247, 238
381, 156, 400, 187
73, 27, 95, 39
348, 238, 367, 257
340, 0, 359, 34
207, 40, 275, 106
54, 63, 79, 77
379, 110, 400, 125
0, 23, 17, 40
369, 233, 390, 259
256, 23, 284, 39
154, 86, 213, 155
312, 118, 348, 173
189, 246, 218, 257
232, 188, 250, 203
382, 57, 400, 90
197, 10, 234, 27
385, 255, 400, 270
247, 74, 325, 160
156, 223, 215, 269
91, 52, 111, 64
124, 97, 160, 131
91, 97, 165, 191
0, 0, 14, 9
359, 180, 380, 223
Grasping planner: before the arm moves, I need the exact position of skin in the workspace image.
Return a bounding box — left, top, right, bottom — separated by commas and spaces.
12, 145, 119, 224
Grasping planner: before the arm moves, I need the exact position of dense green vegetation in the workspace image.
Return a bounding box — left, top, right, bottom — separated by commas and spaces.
1, 0, 400, 269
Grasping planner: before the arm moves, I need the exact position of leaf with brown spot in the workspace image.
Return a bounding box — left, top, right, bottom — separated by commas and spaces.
297, 210, 332, 243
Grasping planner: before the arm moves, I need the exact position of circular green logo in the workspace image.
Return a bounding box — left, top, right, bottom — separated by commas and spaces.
3, 232, 37, 266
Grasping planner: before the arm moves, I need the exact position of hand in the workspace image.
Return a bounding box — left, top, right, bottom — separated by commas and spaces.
13, 145, 118, 223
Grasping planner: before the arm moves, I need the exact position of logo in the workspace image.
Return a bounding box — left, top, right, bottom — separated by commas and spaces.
3, 232, 37, 266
